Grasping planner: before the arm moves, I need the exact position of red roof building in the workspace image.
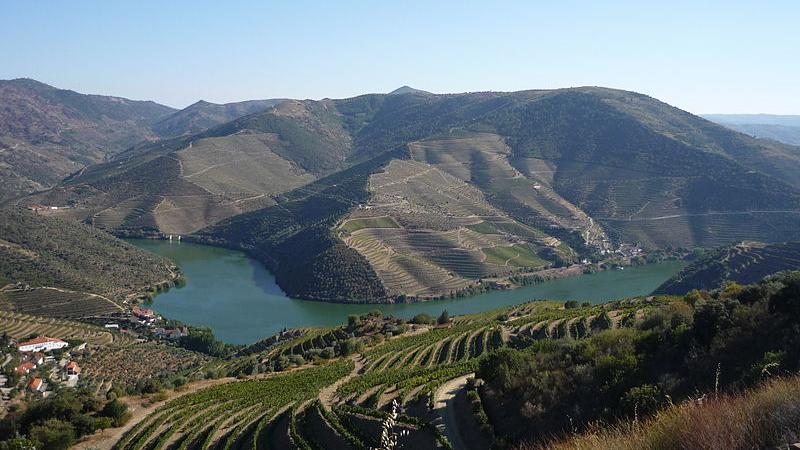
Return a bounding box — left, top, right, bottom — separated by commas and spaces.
132, 306, 156, 320
65, 361, 81, 375
28, 377, 44, 392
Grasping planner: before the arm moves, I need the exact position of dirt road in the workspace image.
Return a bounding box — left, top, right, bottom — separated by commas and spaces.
432, 373, 474, 450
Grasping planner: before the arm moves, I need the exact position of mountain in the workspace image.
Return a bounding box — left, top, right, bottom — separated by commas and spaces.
150, 98, 288, 138
0, 207, 178, 318
654, 241, 800, 295
21, 87, 800, 302
704, 114, 800, 146
0, 78, 176, 202
388, 85, 431, 95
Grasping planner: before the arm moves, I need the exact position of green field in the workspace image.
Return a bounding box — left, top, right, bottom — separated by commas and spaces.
482, 244, 548, 268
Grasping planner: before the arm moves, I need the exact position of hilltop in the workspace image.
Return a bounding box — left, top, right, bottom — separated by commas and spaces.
0, 79, 292, 203
654, 240, 800, 295
388, 85, 431, 95
150, 98, 288, 138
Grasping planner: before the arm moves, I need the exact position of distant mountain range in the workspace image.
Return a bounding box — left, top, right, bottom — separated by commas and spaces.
5, 79, 800, 301
0, 78, 287, 201
704, 114, 800, 146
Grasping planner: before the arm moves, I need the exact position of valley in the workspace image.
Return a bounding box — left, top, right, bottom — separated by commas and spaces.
15, 85, 800, 303
1, 80, 800, 450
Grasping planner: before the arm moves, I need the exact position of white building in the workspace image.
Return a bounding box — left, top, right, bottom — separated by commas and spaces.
17, 337, 68, 353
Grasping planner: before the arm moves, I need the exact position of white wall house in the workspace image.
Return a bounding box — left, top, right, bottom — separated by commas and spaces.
17, 337, 69, 353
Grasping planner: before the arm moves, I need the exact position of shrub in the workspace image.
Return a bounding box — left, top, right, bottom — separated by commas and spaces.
410, 313, 435, 325
28, 419, 75, 450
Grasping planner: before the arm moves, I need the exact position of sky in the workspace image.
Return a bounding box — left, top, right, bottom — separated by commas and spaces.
2, 0, 798, 114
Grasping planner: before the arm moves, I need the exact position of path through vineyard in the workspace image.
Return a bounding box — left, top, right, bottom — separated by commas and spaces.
433, 373, 474, 450
319, 354, 365, 410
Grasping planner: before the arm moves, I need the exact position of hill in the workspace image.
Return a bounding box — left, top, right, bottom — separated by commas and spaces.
654, 241, 800, 295
150, 98, 287, 138
388, 85, 432, 95
21, 87, 800, 301
0, 207, 178, 316
0, 78, 176, 201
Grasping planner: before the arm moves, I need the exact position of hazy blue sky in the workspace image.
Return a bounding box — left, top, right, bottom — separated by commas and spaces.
2, 1, 798, 113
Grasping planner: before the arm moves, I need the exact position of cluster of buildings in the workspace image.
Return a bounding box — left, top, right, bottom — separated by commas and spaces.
1, 336, 84, 401
126, 306, 188, 340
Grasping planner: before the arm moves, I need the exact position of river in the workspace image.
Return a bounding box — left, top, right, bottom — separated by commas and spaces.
128, 239, 686, 344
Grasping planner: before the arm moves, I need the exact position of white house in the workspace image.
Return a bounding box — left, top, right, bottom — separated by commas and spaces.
17, 337, 68, 353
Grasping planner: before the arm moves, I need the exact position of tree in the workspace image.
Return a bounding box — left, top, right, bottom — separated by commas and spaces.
28, 419, 75, 450
100, 399, 130, 427
770, 277, 800, 317
437, 310, 450, 325
409, 313, 434, 325
564, 300, 579, 309
347, 315, 360, 330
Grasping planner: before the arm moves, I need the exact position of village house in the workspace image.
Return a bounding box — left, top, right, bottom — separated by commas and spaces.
154, 326, 188, 340
17, 336, 68, 353
64, 361, 81, 376
15, 362, 35, 375
27, 377, 44, 392
132, 306, 157, 324
24, 352, 45, 366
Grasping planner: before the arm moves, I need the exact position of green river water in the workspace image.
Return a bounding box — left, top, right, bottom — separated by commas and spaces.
129, 239, 686, 344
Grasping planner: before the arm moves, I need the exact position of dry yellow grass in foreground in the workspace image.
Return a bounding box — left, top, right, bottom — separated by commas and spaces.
523, 375, 800, 450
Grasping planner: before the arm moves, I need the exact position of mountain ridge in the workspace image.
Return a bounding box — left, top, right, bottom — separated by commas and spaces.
15, 84, 800, 302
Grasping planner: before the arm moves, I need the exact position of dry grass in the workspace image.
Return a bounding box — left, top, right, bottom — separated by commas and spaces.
523, 375, 800, 450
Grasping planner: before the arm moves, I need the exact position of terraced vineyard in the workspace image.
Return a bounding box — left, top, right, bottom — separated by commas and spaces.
656, 240, 800, 294
0, 310, 130, 345
112, 360, 354, 450
81, 342, 211, 391
95, 297, 672, 450
100, 296, 673, 450
0, 286, 122, 318
408, 132, 607, 249
339, 158, 566, 298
